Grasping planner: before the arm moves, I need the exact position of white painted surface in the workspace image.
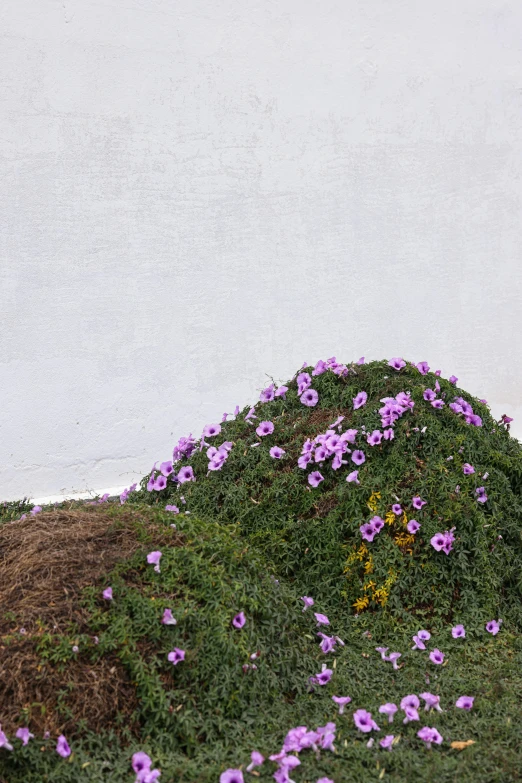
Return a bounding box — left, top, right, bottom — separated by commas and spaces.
1, 0, 521, 502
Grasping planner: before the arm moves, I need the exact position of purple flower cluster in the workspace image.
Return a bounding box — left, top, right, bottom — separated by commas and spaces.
360, 516, 385, 543
379, 392, 414, 428
132, 751, 161, 782
312, 356, 349, 377
423, 385, 445, 410
120, 482, 138, 505
298, 426, 359, 474
449, 397, 483, 427
430, 528, 456, 555
260, 383, 288, 402
206, 441, 233, 472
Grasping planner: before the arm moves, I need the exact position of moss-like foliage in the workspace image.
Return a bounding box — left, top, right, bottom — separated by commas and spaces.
132, 359, 522, 629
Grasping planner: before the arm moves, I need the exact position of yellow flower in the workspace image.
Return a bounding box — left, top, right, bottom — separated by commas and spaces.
363, 580, 376, 592
367, 492, 381, 512
394, 533, 415, 548
364, 556, 374, 574
385, 511, 396, 526
353, 596, 369, 611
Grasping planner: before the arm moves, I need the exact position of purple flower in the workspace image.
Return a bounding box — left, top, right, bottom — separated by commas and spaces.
0, 726, 13, 752
429, 649, 445, 665
462, 463, 475, 475
103, 587, 113, 601
161, 608, 177, 625
379, 703, 398, 723
401, 694, 420, 711
351, 450, 366, 466
308, 471, 324, 488
407, 519, 420, 534
312, 359, 328, 376
132, 752, 153, 775
486, 619, 502, 635
412, 635, 426, 651
275, 385, 288, 398
300, 389, 319, 407
342, 429, 358, 443
160, 461, 174, 476
357, 356, 366, 364
167, 647, 185, 665
431, 399, 445, 409
388, 358, 406, 371
367, 430, 383, 447
353, 391, 368, 410
417, 630, 431, 641
165, 504, 179, 514
244, 407, 258, 422
15, 728, 34, 746
232, 612, 246, 629
56, 734, 71, 758
371, 515, 385, 533
452, 624, 466, 639
388, 652, 402, 670
147, 551, 162, 573
380, 735, 395, 750
269, 446, 286, 459
455, 696, 474, 711
30, 505, 42, 515
220, 770, 244, 783
317, 778, 335, 783
332, 695, 352, 714
375, 647, 389, 660
314, 613, 330, 626
383, 427, 394, 440
298, 453, 312, 469
141, 771, 161, 783
416, 361, 430, 375
353, 709, 380, 733
318, 633, 337, 654
403, 706, 420, 724
423, 388, 437, 402
417, 727, 443, 748
260, 384, 275, 402
360, 522, 377, 543
177, 466, 195, 484
301, 596, 314, 611
153, 475, 167, 491
256, 421, 274, 437
434, 527, 456, 554
419, 693, 442, 712
475, 486, 488, 504
346, 470, 360, 484
392, 503, 402, 515
314, 445, 328, 463
203, 423, 221, 438
310, 665, 333, 686
297, 372, 312, 395
246, 751, 264, 772
431, 533, 447, 552
412, 496, 426, 510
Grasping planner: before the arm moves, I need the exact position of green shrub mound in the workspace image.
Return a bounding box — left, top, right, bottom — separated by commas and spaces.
134, 359, 522, 628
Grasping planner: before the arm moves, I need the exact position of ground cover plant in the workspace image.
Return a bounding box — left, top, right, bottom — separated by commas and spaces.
0, 356, 521, 782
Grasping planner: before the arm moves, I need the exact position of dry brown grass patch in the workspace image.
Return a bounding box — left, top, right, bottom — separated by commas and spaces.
0, 503, 180, 735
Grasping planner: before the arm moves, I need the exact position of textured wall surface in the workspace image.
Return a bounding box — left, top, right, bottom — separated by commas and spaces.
1, 0, 521, 502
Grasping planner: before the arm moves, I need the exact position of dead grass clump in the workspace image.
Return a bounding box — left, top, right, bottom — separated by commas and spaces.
0, 504, 175, 634
0, 503, 180, 734
0, 637, 138, 735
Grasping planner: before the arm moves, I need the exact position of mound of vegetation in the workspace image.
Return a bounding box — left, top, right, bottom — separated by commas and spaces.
133, 358, 522, 630
1, 356, 522, 782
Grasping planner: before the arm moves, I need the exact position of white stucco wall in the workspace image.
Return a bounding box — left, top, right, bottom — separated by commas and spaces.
1, 0, 521, 503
